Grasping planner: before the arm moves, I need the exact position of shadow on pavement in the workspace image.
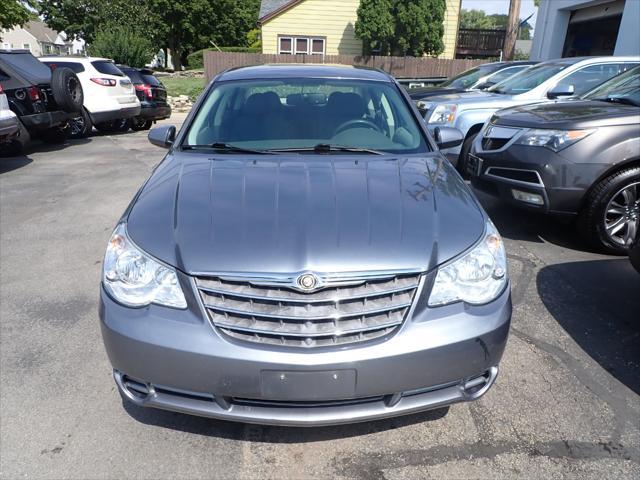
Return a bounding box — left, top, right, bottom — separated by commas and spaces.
474, 189, 601, 254
0, 154, 33, 174
537, 258, 640, 394
122, 398, 449, 442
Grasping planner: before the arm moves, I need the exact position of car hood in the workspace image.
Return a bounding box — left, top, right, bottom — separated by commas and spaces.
126, 153, 485, 276
408, 86, 463, 100
425, 91, 524, 110
493, 100, 640, 129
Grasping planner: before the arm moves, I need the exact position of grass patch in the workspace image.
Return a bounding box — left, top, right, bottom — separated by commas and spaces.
161, 76, 206, 100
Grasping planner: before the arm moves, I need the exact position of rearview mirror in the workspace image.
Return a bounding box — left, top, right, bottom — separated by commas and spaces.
433, 126, 464, 150
547, 84, 575, 99
148, 125, 176, 148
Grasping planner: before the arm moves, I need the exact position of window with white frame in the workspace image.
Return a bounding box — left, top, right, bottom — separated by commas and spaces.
278, 36, 325, 55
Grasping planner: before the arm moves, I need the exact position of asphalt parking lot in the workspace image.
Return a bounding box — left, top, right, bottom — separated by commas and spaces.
1, 116, 639, 479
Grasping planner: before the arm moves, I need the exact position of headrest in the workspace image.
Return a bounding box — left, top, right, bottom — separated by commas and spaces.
327, 92, 365, 117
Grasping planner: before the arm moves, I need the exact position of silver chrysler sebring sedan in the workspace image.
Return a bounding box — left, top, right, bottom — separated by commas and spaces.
99, 65, 512, 426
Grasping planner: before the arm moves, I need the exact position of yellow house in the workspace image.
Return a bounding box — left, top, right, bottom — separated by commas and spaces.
258, 0, 461, 59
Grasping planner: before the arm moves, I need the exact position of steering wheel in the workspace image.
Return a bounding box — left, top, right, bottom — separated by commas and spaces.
334, 119, 382, 136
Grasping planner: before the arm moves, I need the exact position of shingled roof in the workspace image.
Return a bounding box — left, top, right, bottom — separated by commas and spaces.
259, 0, 303, 22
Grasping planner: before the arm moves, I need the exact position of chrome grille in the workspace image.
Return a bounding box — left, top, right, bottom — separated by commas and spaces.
195, 274, 422, 348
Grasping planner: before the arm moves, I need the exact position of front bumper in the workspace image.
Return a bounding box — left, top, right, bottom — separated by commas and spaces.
469, 141, 590, 215
100, 281, 511, 426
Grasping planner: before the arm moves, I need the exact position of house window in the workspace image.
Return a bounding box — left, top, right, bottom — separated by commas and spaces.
312, 39, 325, 55
295, 38, 308, 55
279, 36, 325, 55
23, 43, 30, 51
279, 37, 293, 54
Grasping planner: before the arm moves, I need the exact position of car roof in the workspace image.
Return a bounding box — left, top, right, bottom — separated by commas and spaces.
540, 56, 640, 66
39, 56, 112, 63
217, 64, 393, 82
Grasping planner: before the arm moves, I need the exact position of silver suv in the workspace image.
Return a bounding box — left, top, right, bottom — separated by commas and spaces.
421, 56, 640, 173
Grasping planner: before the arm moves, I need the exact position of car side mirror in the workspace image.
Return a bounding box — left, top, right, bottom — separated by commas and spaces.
148, 125, 176, 148
547, 84, 575, 99
416, 100, 429, 116
433, 126, 464, 149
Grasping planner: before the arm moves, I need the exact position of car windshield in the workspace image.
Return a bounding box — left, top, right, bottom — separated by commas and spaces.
441, 66, 494, 89
184, 78, 429, 154
583, 65, 640, 107
488, 62, 569, 95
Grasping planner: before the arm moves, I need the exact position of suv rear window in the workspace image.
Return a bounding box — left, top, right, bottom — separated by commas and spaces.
119, 68, 144, 84
43, 61, 85, 73
91, 61, 124, 77
141, 73, 161, 86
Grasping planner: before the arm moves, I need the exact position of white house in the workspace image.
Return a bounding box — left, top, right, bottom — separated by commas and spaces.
531, 0, 640, 60
0, 20, 83, 56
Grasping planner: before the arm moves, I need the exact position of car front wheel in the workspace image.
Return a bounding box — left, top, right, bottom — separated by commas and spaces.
580, 166, 640, 254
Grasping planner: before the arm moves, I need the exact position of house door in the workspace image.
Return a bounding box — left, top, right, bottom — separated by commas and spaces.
562, 14, 622, 57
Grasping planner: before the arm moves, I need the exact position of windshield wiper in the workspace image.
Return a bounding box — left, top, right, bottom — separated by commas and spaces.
182, 142, 274, 154
594, 96, 640, 107
268, 144, 385, 155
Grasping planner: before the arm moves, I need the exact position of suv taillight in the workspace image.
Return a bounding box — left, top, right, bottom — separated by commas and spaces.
28, 86, 40, 101
135, 84, 153, 99
91, 78, 117, 87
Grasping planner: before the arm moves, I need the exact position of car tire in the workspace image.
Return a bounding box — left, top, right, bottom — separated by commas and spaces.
39, 127, 68, 144
51, 67, 84, 113
131, 118, 152, 131
68, 108, 93, 139
113, 118, 131, 132
457, 132, 478, 178
579, 166, 640, 254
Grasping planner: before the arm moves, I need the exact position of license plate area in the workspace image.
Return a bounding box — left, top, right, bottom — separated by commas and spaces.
261, 369, 357, 401
467, 154, 483, 177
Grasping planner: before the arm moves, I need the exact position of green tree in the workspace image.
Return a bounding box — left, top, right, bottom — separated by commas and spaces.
355, 0, 445, 57
88, 26, 155, 68
0, 0, 37, 31
355, 0, 394, 55
39, 0, 261, 69
394, 0, 445, 56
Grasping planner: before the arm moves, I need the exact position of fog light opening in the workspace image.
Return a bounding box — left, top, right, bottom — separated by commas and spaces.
463, 366, 499, 399
511, 189, 544, 206
115, 371, 152, 402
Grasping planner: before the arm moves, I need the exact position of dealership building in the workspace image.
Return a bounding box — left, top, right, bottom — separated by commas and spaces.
531, 0, 640, 60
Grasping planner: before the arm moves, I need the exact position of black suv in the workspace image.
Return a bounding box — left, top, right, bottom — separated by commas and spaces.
469, 65, 640, 254
117, 66, 171, 130
0, 50, 83, 148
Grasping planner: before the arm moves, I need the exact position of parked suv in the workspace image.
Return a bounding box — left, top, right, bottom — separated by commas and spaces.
408, 61, 537, 102
0, 49, 83, 146
422, 56, 640, 173
40, 56, 140, 138
469, 66, 640, 254
117, 66, 171, 130
100, 65, 511, 426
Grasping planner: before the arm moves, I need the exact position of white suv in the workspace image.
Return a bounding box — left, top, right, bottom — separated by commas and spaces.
40, 56, 141, 138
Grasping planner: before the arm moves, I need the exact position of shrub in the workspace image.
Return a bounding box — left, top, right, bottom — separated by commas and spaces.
88, 26, 155, 68
186, 47, 262, 69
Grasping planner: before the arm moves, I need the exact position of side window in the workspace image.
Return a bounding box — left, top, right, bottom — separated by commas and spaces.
558, 64, 631, 95
488, 66, 526, 85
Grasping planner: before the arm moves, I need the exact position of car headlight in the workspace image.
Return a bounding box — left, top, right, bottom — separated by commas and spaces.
428, 220, 507, 307
102, 224, 187, 309
428, 104, 457, 124
516, 129, 594, 152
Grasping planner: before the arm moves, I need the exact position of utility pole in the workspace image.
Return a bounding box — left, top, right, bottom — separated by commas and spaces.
503, 0, 521, 60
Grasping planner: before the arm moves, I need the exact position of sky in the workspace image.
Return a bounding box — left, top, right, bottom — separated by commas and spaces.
461, 0, 538, 30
